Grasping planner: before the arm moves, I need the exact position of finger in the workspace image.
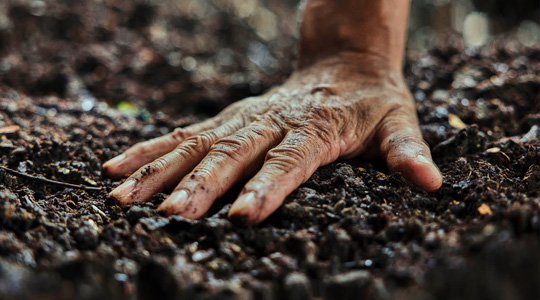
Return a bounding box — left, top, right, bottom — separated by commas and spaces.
228, 128, 340, 225
378, 109, 443, 192
108, 120, 244, 205
157, 120, 284, 219
102, 117, 226, 179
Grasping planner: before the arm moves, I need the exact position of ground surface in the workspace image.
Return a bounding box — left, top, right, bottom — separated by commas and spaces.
0, 1, 539, 300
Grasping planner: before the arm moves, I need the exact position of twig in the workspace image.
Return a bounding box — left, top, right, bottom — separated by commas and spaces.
0, 165, 102, 191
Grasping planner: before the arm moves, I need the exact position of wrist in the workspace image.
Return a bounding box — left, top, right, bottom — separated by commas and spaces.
294, 51, 405, 83
296, 50, 402, 77
287, 51, 408, 96
296, 0, 410, 72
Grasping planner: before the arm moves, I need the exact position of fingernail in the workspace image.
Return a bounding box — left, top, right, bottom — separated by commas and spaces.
416, 155, 432, 165
161, 190, 190, 212
105, 153, 126, 166
229, 192, 257, 215
109, 179, 136, 197
417, 155, 443, 178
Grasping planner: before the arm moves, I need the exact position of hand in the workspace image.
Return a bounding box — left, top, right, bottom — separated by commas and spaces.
103, 54, 442, 225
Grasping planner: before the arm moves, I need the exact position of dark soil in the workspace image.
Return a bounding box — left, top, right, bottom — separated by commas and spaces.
0, 1, 539, 300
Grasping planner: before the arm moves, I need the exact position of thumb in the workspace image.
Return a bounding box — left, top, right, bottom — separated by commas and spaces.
378, 109, 443, 192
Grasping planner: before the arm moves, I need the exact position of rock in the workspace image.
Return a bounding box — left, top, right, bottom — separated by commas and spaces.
8, 147, 27, 165
269, 252, 297, 271
73, 220, 100, 249
0, 125, 21, 137
523, 164, 540, 193
138, 261, 179, 300
0, 191, 36, 231
248, 280, 275, 300
139, 216, 170, 231
56, 259, 122, 299
424, 232, 441, 250
0, 140, 14, 153
0, 259, 31, 298
207, 258, 234, 279
284, 272, 312, 300
191, 249, 216, 263
281, 202, 308, 219
411, 197, 436, 211
371, 278, 390, 300
324, 270, 373, 300
404, 219, 426, 242
451, 203, 468, 218
126, 206, 153, 224
384, 223, 405, 242
432, 125, 487, 161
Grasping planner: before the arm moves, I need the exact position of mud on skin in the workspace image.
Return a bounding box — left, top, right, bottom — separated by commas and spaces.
0, 1, 539, 299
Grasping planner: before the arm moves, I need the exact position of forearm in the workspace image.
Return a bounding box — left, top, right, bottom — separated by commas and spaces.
297, 0, 410, 72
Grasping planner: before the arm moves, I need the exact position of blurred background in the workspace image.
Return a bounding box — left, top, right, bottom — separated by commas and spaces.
409, 0, 540, 50
0, 0, 538, 116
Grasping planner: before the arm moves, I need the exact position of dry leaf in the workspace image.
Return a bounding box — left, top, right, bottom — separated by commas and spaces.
478, 203, 493, 215
448, 113, 466, 129
0, 125, 21, 134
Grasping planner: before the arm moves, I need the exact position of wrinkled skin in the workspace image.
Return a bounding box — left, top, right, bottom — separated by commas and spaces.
103, 53, 442, 225
104, 0, 442, 225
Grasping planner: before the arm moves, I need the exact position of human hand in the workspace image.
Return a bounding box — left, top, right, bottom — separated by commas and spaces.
103, 54, 442, 225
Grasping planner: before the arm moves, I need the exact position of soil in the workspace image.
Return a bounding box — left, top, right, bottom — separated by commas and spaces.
0, 1, 539, 300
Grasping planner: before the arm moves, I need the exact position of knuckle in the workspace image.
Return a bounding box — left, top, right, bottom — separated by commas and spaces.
178, 132, 217, 155
304, 103, 339, 125
248, 124, 269, 137
308, 104, 342, 126
170, 128, 190, 142
222, 119, 244, 132
197, 132, 218, 146
211, 137, 247, 152
266, 91, 284, 105
169, 147, 190, 160
258, 108, 286, 128
296, 115, 338, 155
266, 145, 305, 165
309, 84, 339, 96
209, 138, 247, 163
305, 122, 336, 145
264, 158, 293, 173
